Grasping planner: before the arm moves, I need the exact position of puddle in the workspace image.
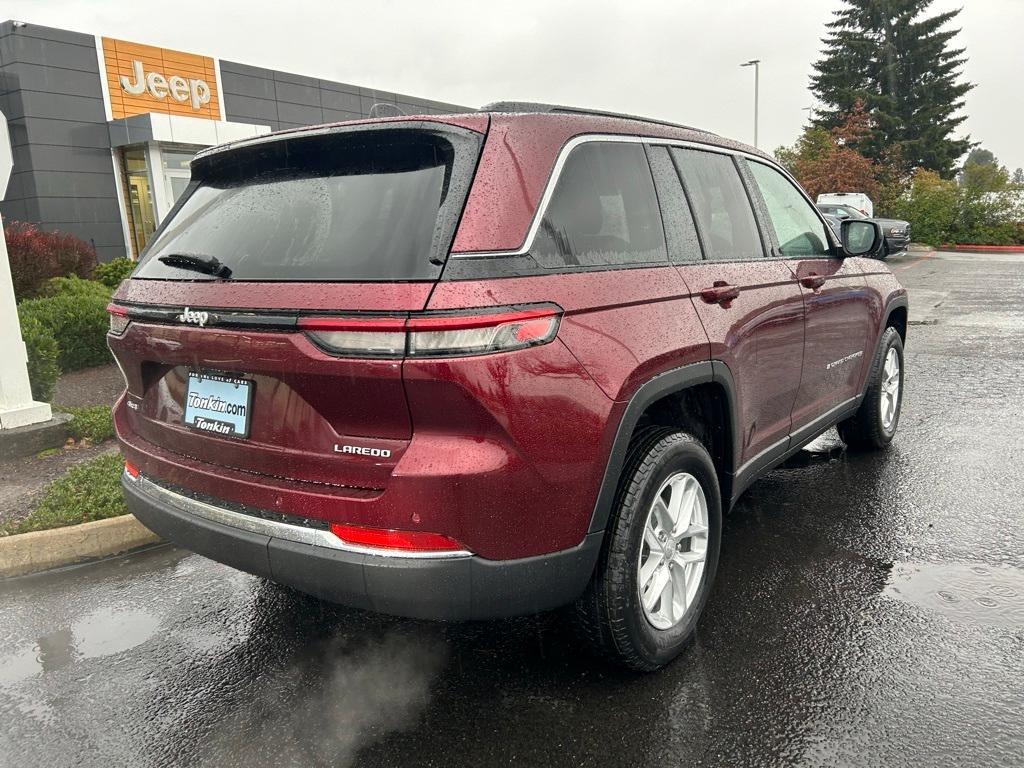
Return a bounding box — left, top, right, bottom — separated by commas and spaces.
72, 607, 160, 659
0, 607, 159, 686
884, 562, 1024, 629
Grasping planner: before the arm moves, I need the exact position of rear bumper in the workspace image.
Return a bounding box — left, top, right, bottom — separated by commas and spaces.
123, 473, 602, 620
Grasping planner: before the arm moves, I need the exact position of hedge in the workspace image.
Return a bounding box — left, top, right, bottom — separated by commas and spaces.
17, 310, 61, 402
17, 288, 111, 372
5, 221, 96, 301
41, 274, 113, 299
94, 257, 136, 289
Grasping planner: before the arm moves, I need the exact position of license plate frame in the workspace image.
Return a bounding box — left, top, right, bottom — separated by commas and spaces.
183, 372, 254, 439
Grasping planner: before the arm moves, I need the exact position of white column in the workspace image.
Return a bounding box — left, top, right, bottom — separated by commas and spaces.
0, 109, 53, 429
146, 141, 171, 223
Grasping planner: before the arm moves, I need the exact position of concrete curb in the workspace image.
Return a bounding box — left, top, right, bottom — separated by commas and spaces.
0, 514, 161, 578
939, 244, 1024, 253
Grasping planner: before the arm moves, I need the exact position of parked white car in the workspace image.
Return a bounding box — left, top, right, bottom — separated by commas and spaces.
817, 192, 873, 217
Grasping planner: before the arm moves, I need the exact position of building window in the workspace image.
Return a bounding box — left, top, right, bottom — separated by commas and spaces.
123, 147, 156, 257
119, 144, 199, 257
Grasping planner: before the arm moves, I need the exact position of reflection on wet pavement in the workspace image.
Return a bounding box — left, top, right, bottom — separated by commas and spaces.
0, 608, 160, 686
885, 562, 1024, 629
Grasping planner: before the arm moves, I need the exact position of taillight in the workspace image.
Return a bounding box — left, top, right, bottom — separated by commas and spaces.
300, 305, 561, 358
328, 523, 468, 554
124, 460, 140, 479
106, 303, 130, 335
298, 316, 406, 357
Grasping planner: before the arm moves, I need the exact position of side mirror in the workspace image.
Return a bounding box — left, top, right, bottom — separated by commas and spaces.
840, 219, 884, 257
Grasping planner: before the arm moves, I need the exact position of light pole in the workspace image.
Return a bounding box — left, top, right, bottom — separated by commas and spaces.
740, 59, 760, 148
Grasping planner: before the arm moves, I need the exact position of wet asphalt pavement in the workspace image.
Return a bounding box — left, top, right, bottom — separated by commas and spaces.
2, 250, 1023, 767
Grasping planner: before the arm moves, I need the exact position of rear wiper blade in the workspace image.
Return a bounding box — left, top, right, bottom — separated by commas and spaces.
157, 252, 232, 278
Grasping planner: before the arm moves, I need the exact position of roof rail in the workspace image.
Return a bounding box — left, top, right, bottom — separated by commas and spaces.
479, 101, 712, 135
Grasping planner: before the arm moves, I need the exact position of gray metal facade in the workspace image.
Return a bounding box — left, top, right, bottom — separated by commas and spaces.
219, 60, 464, 132
0, 20, 469, 261
0, 22, 124, 260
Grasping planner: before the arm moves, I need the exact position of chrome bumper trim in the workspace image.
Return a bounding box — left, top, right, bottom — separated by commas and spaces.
128, 472, 473, 560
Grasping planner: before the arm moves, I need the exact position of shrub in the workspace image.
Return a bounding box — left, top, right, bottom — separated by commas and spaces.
56, 405, 116, 442
4, 221, 97, 301
41, 275, 113, 300
94, 257, 136, 289
888, 170, 961, 246
16, 291, 111, 372
888, 170, 1024, 246
0, 452, 126, 536
16, 309, 61, 402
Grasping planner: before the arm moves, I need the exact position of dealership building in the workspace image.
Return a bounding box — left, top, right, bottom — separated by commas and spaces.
0, 20, 467, 260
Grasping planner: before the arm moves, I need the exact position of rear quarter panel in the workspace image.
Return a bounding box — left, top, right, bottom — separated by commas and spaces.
422, 266, 711, 555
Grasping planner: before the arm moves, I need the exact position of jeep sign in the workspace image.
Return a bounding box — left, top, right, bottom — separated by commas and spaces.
119, 60, 211, 110
101, 37, 220, 121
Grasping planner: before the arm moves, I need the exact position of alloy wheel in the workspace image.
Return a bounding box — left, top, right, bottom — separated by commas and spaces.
637, 472, 710, 630
879, 347, 901, 430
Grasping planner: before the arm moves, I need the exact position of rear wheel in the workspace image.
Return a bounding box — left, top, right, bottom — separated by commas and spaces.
838, 326, 904, 450
574, 429, 722, 671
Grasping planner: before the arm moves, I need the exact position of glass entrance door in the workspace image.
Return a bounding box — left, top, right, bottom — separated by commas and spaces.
161, 148, 196, 209
124, 147, 156, 255
120, 143, 202, 257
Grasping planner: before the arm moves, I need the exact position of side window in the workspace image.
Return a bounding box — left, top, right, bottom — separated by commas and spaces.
645, 145, 702, 262
748, 161, 831, 257
532, 142, 667, 268
671, 148, 764, 261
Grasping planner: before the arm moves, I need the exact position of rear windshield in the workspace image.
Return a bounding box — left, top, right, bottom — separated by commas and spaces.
134, 126, 481, 282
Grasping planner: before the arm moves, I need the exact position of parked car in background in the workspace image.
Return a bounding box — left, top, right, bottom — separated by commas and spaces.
822, 212, 843, 237
817, 192, 874, 217
817, 204, 911, 257
110, 104, 908, 671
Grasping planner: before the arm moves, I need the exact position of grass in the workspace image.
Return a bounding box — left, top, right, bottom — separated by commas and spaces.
56, 404, 115, 443
1, 452, 127, 536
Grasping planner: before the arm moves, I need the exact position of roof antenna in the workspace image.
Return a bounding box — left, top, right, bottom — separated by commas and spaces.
368, 103, 404, 118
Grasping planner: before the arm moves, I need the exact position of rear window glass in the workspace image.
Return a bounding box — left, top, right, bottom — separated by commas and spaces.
531, 142, 667, 268
135, 127, 479, 281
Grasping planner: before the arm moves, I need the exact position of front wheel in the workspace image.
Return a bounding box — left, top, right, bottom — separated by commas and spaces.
573, 430, 722, 671
838, 326, 904, 450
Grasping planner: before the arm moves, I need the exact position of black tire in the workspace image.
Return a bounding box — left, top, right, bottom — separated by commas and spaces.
573, 429, 722, 672
837, 326, 904, 450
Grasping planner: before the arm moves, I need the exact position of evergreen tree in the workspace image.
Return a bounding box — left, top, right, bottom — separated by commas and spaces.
810, 0, 973, 178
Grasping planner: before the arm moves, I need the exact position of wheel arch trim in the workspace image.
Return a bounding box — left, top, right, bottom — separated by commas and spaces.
883, 294, 909, 340
862, 293, 909, 395
587, 360, 739, 534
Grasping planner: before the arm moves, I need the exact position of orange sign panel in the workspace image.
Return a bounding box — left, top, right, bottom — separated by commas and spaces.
102, 37, 220, 121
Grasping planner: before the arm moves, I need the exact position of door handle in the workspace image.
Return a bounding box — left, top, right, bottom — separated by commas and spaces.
700, 281, 740, 304
800, 273, 826, 290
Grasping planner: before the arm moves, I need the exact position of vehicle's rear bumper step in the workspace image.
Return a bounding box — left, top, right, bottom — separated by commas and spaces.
123, 474, 602, 620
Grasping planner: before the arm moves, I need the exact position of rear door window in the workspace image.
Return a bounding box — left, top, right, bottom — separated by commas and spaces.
645, 145, 702, 262
671, 148, 764, 261
532, 141, 667, 268
134, 126, 480, 281
747, 161, 831, 257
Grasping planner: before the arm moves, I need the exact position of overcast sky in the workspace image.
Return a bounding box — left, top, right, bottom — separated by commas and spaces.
7, 0, 1023, 171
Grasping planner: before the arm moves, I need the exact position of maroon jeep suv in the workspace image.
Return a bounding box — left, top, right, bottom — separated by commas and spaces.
110, 104, 907, 670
